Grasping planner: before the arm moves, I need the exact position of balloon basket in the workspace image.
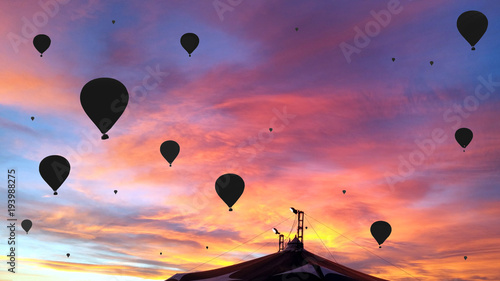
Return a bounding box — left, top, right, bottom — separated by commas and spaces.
54, 192, 58, 195
102, 134, 109, 140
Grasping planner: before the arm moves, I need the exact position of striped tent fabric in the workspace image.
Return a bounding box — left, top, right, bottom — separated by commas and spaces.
166, 237, 388, 281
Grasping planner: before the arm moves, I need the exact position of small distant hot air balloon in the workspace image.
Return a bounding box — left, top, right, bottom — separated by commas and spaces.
371, 221, 391, 248
31, 116, 34, 121
33, 34, 50, 57
160, 140, 180, 167
67, 253, 70, 257
22, 219, 32, 234
39, 155, 70, 195
457, 11, 488, 50
160, 252, 162, 255
269, 128, 273, 132
80, 78, 129, 140
114, 190, 117, 194
215, 173, 244, 211
455, 128, 473, 152
295, 27, 298, 31
392, 58, 395, 62
342, 190, 346, 194
464, 256, 467, 260
112, 20, 115, 24
430, 61, 434, 65
206, 246, 208, 249
305, 226, 308, 229
180, 33, 199, 57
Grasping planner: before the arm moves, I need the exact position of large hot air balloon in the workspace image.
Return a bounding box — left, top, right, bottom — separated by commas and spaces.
160, 140, 180, 167
455, 128, 473, 152
33, 34, 50, 57
370, 221, 391, 248
39, 155, 70, 195
80, 78, 129, 140
21, 219, 32, 234
457, 11, 488, 50
215, 173, 244, 211
180, 33, 199, 57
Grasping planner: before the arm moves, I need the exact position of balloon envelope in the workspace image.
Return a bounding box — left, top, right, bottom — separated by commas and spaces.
114, 190, 117, 194
67, 253, 70, 257
39, 155, 70, 195
464, 256, 467, 260
180, 33, 199, 57
457, 11, 487, 50
215, 173, 244, 211
33, 34, 51, 57
455, 128, 473, 151
370, 221, 391, 247
160, 140, 180, 167
80, 78, 129, 140
392, 58, 395, 62
31, 116, 34, 121
22, 219, 32, 233
342, 190, 346, 194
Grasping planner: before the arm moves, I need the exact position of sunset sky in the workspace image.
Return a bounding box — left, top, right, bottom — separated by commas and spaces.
1, 1, 500, 280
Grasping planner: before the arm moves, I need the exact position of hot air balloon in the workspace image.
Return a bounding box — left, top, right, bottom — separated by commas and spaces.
430, 61, 434, 65
206, 246, 209, 249
464, 256, 467, 260
215, 173, 244, 211
160, 252, 162, 255
22, 219, 32, 234
39, 155, 70, 195
160, 140, 180, 167
295, 27, 298, 31
370, 221, 391, 248
31, 116, 34, 121
80, 78, 129, 140
112, 20, 115, 24
114, 190, 117, 194
457, 11, 488, 50
180, 33, 199, 57
455, 128, 473, 152
33, 34, 50, 57
67, 253, 70, 257
269, 128, 273, 132
342, 190, 346, 194
391, 58, 395, 62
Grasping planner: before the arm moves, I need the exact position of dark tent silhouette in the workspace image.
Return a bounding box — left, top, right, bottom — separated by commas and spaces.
166, 237, 387, 281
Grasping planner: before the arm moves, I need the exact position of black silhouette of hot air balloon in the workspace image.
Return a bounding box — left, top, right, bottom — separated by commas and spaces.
342, 190, 346, 194
39, 155, 70, 195
67, 253, 70, 257
295, 27, 298, 31
455, 128, 473, 152
430, 61, 434, 66
80, 78, 129, 140
269, 128, 273, 132
215, 173, 244, 211
22, 219, 32, 234
370, 221, 391, 248
206, 246, 208, 249
33, 34, 50, 57
112, 20, 115, 24
391, 58, 395, 62
160, 140, 180, 167
160, 252, 162, 255
31, 116, 34, 121
464, 256, 467, 260
180, 33, 199, 57
114, 190, 117, 194
457, 11, 488, 50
